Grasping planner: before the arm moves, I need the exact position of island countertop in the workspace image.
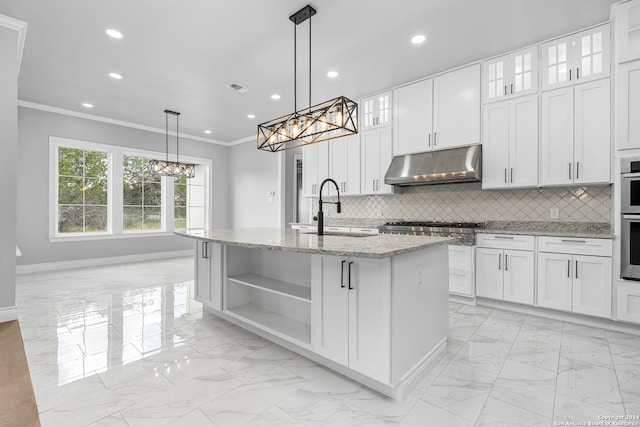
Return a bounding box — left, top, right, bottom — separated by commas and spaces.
176, 228, 454, 259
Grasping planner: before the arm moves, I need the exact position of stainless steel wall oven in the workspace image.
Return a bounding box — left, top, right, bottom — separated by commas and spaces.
621, 157, 640, 280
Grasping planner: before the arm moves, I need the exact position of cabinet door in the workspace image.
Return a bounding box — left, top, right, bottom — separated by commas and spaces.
376, 91, 392, 127
616, 285, 640, 324
503, 250, 534, 305
509, 94, 539, 188
483, 54, 510, 103
541, 87, 574, 186
476, 248, 504, 299
361, 129, 378, 195
537, 253, 573, 311
573, 24, 610, 84
302, 144, 318, 197
348, 258, 391, 383
541, 34, 575, 91
317, 142, 330, 188
376, 127, 394, 194
572, 255, 612, 318
448, 245, 475, 296
615, 0, 640, 64
510, 46, 538, 97
616, 60, 640, 150
194, 240, 210, 304
433, 64, 481, 149
482, 100, 510, 189
312, 256, 349, 365
329, 135, 359, 196
395, 79, 433, 155
574, 79, 611, 185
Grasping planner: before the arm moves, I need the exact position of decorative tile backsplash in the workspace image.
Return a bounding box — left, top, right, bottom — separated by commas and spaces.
315, 183, 611, 223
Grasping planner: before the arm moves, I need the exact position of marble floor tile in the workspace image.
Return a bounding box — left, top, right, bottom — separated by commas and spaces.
15, 258, 640, 427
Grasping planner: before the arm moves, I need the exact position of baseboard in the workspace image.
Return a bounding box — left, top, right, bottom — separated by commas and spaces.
16, 249, 194, 274
0, 306, 18, 323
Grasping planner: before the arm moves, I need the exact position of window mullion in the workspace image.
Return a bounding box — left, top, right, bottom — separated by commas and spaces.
164, 176, 174, 232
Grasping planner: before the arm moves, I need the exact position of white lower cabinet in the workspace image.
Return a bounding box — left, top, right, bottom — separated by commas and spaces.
448, 245, 475, 296
312, 255, 390, 383
617, 285, 640, 324
194, 240, 222, 310
537, 237, 612, 318
475, 234, 535, 305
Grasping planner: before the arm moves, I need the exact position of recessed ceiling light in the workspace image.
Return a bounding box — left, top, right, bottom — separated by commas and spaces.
105, 29, 123, 39
109, 72, 122, 80
247, 114, 256, 119
327, 71, 338, 78
411, 34, 426, 44
82, 103, 94, 108
204, 130, 212, 134
271, 94, 281, 100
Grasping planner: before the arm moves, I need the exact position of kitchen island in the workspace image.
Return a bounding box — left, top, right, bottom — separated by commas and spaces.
176, 228, 453, 400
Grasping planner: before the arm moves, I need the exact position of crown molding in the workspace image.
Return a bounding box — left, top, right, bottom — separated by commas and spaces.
228, 134, 257, 146
17, 100, 233, 146
0, 14, 28, 74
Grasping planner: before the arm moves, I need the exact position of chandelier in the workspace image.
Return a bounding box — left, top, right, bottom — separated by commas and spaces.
149, 109, 195, 178
257, 5, 358, 152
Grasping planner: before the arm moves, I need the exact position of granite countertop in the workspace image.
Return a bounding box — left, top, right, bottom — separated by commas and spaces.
478, 221, 613, 239
290, 218, 398, 229
176, 228, 454, 259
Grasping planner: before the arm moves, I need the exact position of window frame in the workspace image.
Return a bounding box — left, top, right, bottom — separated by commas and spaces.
49, 136, 213, 242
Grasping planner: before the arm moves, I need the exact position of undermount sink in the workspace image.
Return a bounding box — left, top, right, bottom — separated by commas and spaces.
299, 231, 377, 238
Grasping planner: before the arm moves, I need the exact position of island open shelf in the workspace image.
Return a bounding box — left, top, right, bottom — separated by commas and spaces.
225, 246, 312, 346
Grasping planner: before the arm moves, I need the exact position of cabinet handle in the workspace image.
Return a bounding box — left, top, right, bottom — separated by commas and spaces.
504, 85, 507, 96
202, 242, 208, 259
348, 261, 354, 290
495, 236, 514, 239
505, 254, 508, 271
561, 239, 586, 244
569, 69, 572, 81
504, 168, 507, 184
576, 162, 580, 180
428, 133, 431, 147
510, 168, 513, 183
576, 67, 580, 79
498, 254, 502, 270
567, 259, 571, 278
434, 132, 437, 146
510, 83, 514, 94
569, 163, 572, 180
575, 260, 578, 279
341, 260, 346, 288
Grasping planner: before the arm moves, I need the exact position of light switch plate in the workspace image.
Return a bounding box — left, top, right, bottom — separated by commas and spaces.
550, 208, 560, 219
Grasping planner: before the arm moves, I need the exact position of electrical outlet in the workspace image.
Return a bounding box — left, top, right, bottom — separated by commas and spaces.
550, 208, 559, 220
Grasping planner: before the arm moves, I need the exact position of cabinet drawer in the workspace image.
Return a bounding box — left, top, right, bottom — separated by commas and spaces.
325, 226, 351, 233
538, 236, 612, 257
350, 227, 379, 235
476, 234, 534, 251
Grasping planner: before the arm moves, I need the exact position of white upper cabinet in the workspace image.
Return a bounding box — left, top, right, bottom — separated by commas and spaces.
361, 127, 394, 195
541, 23, 610, 91
483, 46, 538, 103
329, 135, 360, 197
302, 142, 329, 197
614, 0, 640, 63
617, 59, 640, 150
361, 91, 392, 130
540, 79, 611, 186
394, 64, 480, 156
482, 94, 539, 189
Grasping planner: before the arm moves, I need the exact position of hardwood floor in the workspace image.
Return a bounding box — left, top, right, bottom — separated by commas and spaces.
0, 320, 40, 427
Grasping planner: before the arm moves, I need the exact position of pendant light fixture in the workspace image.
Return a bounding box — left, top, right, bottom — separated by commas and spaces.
149, 109, 195, 178
257, 5, 358, 152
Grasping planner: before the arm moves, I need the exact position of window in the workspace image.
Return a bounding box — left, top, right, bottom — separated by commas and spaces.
174, 165, 206, 229
122, 154, 162, 232
50, 137, 211, 240
57, 146, 109, 234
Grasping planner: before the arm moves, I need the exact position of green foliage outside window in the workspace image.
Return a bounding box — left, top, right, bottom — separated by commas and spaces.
123, 154, 162, 231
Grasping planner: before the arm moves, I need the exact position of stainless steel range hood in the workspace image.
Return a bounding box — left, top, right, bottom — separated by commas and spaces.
384, 145, 482, 186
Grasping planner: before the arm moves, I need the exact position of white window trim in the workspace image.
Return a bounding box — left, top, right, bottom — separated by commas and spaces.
49, 136, 213, 242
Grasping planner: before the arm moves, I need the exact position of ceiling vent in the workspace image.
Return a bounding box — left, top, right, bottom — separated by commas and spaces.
227, 83, 249, 93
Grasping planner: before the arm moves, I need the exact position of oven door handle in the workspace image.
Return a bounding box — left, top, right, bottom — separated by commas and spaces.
622, 172, 640, 178
623, 215, 640, 220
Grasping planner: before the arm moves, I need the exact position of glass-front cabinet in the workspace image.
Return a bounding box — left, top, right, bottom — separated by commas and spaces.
361, 90, 392, 130
483, 46, 537, 103
541, 23, 610, 90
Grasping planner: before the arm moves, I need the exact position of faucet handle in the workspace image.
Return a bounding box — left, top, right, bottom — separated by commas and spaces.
312, 216, 318, 221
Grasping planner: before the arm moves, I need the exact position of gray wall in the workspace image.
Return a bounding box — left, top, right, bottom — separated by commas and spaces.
229, 141, 282, 228
16, 107, 230, 265
0, 26, 18, 312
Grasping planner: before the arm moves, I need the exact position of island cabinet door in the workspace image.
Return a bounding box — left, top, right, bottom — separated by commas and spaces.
348, 257, 391, 384
194, 241, 223, 311
312, 255, 349, 366
475, 248, 504, 299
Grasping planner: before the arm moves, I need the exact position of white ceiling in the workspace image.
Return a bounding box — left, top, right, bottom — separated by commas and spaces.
1, 0, 615, 144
